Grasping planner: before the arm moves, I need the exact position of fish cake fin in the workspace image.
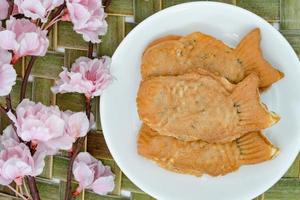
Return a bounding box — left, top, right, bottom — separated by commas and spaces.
231, 73, 280, 134
235, 28, 284, 88
237, 132, 279, 164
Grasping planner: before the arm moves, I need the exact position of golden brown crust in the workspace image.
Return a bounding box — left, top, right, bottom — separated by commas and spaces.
235, 28, 284, 87
137, 125, 278, 177
144, 35, 181, 52
141, 29, 283, 87
137, 70, 279, 143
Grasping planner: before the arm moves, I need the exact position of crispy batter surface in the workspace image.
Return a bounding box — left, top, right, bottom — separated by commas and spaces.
142, 29, 283, 87
137, 69, 279, 143
137, 125, 278, 176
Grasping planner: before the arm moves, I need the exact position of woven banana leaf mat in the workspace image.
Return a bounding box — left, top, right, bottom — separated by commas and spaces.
0, 0, 299, 199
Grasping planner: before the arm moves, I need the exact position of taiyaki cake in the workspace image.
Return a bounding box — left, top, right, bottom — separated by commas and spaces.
142, 29, 283, 88
137, 69, 279, 143
137, 125, 279, 176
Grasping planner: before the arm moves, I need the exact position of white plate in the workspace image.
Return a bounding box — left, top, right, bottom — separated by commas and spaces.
100, 2, 300, 200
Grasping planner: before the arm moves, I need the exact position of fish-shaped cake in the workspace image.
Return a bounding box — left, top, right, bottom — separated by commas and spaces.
142, 29, 283, 88
137, 124, 279, 176
137, 68, 279, 143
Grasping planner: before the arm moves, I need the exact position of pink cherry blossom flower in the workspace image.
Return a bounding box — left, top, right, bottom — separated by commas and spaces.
52, 56, 112, 99
73, 152, 114, 195
0, 0, 9, 20
0, 47, 12, 65
66, 0, 108, 43
62, 110, 91, 140
0, 143, 46, 186
7, 99, 74, 155
14, 0, 64, 22
12, 5, 19, 16
0, 17, 49, 62
0, 48, 16, 96
0, 125, 19, 149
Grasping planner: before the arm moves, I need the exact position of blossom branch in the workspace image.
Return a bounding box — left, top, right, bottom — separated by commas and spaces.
6, 94, 12, 111
65, 137, 86, 200
27, 176, 40, 200
15, 4, 70, 200
88, 42, 93, 59
44, 3, 66, 31
64, 42, 94, 200
7, 0, 14, 18
0, 105, 7, 115
20, 56, 36, 101
103, 0, 111, 9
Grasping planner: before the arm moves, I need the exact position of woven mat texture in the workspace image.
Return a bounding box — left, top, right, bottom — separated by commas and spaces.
0, 0, 299, 200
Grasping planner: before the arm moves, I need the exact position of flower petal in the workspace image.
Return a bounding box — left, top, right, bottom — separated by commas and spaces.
91, 176, 115, 195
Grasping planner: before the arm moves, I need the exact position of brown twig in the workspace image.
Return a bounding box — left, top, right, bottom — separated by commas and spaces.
0, 105, 7, 115
85, 97, 91, 119
51, 3, 66, 21
64, 137, 85, 200
7, 0, 14, 18
6, 95, 12, 111
27, 176, 40, 200
103, 0, 111, 11
20, 56, 36, 101
45, 3, 66, 32
88, 42, 93, 59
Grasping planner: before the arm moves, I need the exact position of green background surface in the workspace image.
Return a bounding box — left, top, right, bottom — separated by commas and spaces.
0, 0, 299, 199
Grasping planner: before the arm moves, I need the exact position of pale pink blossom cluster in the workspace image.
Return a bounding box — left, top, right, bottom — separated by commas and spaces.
0, 125, 46, 186
0, 48, 16, 96
73, 152, 115, 195
0, 0, 9, 20
1, 98, 115, 195
66, 0, 108, 43
0, 17, 49, 62
0, 0, 115, 196
52, 56, 112, 98
7, 99, 92, 155
14, 0, 64, 22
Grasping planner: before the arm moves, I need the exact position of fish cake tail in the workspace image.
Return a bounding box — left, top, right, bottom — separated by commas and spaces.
235, 28, 284, 88
231, 73, 280, 131
237, 132, 279, 164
